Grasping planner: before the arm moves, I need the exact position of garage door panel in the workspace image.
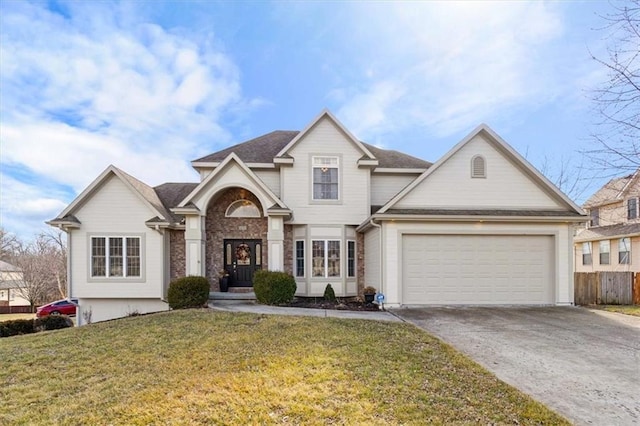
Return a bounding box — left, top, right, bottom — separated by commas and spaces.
402, 234, 554, 305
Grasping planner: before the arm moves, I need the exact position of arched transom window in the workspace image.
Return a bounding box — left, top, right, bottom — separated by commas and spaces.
225, 200, 261, 218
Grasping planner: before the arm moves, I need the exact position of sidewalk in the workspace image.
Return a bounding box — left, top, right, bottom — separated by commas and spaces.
208, 300, 402, 322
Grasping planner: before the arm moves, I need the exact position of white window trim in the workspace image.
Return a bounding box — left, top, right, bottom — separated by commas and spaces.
347, 240, 356, 278
295, 240, 305, 278
599, 240, 610, 265
582, 242, 592, 265
88, 234, 145, 282
619, 237, 631, 264
225, 199, 261, 218
311, 239, 341, 278
311, 155, 341, 202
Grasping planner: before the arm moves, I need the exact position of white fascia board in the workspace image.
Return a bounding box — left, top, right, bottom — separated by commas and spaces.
275, 109, 376, 160
357, 159, 380, 167
372, 168, 428, 174
372, 213, 588, 223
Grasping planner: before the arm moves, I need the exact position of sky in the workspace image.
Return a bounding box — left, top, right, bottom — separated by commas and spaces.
0, 0, 620, 240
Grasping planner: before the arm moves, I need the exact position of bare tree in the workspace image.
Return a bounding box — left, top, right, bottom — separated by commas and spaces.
587, 0, 640, 172
539, 154, 594, 202
12, 232, 67, 312
0, 227, 19, 262
42, 230, 68, 299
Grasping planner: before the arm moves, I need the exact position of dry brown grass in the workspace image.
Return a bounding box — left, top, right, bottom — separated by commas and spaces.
0, 309, 568, 425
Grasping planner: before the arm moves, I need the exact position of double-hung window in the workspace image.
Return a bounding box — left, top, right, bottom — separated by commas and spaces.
599, 240, 610, 265
582, 242, 592, 265
311, 240, 340, 277
628, 198, 638, 220
619, 238, 631, 264
91, 236, 141, 278
589, 208, 599, 227
312, 156, 339, 200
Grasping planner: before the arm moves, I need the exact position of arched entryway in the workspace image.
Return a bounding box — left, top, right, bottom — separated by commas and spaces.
205, 187, 268, 290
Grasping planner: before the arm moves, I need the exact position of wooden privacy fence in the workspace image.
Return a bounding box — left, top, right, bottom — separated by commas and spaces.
574, 272, 637, 305
0, 305, 34, 314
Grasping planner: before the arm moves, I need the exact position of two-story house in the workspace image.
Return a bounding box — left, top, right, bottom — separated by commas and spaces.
0, 260, 31, 312
575, 169, 640, 272
48, 110, 585, 324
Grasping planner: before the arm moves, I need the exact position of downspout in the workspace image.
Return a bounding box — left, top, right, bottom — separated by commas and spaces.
369, 219, 384, 300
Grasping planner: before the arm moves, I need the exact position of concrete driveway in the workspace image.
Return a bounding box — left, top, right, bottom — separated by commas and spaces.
392, 307, 640, 426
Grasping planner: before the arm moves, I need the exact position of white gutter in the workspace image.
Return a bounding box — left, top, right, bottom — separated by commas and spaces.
368, 219, 384, 301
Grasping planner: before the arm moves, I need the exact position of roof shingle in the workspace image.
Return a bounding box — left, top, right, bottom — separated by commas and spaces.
192, 131, 432, 169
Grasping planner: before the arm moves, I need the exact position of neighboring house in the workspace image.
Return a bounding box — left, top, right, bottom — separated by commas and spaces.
0, 260, 30, 309
48, 110, 586, 324
575, 169, 640, 272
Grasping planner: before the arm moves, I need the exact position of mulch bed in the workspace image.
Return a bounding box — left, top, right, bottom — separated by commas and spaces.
284, 298, 381, 311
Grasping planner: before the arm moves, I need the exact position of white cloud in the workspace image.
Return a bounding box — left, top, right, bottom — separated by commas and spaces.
0, 1, 250, 238
331, 1, 574, 139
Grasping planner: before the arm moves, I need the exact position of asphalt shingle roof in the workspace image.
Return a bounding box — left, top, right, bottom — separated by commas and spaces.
574, 222, 640, 242
154, 183, 199, 222
583, 170, 640, 208
193, 130, 432, 169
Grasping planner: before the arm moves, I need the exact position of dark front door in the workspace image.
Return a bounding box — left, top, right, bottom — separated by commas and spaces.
223, 239, 262, 287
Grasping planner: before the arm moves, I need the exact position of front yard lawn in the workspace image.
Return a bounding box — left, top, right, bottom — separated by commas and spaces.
0, 310, 568, 425
0, 313, 34, 322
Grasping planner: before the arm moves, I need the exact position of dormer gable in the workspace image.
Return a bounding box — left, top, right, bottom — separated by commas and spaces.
274, 109, 378, 167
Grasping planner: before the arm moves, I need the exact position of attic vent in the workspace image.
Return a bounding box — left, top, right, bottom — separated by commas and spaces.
471, 155, 486, 178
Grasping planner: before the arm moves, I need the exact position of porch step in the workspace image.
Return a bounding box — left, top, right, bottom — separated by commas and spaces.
209, 291, 256, 301
227, 287, 254, 294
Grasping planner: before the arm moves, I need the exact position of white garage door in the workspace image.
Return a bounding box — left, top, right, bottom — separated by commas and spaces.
402, 234, 554, 305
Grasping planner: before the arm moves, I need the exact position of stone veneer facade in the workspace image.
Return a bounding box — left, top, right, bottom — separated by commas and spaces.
205, 188, 268, 291
169, 229, 186, 281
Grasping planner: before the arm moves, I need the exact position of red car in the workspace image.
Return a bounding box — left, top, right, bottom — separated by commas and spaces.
36, 299, 78, 318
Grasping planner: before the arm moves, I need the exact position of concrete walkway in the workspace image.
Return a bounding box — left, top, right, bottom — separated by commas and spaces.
208, 300, 402, 322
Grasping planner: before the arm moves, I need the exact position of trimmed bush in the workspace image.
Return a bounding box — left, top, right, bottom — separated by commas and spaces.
0, 319, 36, 338
35, 315, 74, 331
323, 284, 336, 302
253, 270, 297, 305
168, 276, 210, 309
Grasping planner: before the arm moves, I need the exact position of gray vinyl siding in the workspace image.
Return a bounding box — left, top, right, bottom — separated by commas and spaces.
371, 173, 419, 206
254, 169, 281, 197
364, 227, 381, 291
281, 117, 370, 225
69, 175, 166, 299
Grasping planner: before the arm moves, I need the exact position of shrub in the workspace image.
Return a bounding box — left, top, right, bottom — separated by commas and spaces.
0, 319, 36, 338
253, 270, 297, 305
363, 286, 377, 295
323, 284, 336, 302
168, 276, 210, 309
35, 315, 74, 331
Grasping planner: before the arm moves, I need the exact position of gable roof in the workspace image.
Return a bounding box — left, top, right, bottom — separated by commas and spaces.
0, 260, 21, 272
48, 165, 174, 227
275, 109, 376, 160
574, 222, 640, 242
583, 169, 640, 208
191, 131, 430, 170
154, 182, 199, 222
377, 123, 585, 216
193, 131, 299, 164
178, 152, 289, 211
